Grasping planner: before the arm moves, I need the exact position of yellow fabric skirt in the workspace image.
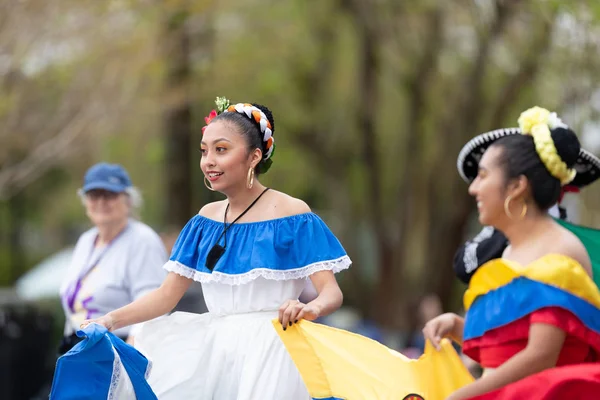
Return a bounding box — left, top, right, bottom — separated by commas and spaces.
274, 319, 474, 400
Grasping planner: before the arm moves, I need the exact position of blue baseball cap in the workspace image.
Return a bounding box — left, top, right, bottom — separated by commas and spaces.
82, 163, 132, 193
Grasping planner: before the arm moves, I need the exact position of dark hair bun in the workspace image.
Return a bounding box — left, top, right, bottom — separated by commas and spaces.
551, 127, 580, 168
252, 103, 275, 134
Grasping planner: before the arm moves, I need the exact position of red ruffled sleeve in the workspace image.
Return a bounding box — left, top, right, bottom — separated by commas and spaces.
467, 363, 600, 400
463, 307, 600, 368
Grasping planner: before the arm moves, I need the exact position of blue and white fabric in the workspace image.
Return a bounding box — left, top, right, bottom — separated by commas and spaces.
165, 212, 351, 285
134, 211, 351, 399
50, 324, 156, 400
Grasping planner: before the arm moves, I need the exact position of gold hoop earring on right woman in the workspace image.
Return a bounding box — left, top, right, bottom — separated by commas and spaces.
247, 167, 255, 189
204, 176, 215, 191
504, 195, 527, 220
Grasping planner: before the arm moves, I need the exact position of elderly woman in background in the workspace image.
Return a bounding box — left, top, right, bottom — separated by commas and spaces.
58, 162, 167, 354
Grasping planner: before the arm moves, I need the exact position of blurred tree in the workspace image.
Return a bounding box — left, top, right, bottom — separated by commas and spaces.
208, 0, 600, 332
161, 1, 195, 226
2, 0, 600, 337
0, 0, 162, 280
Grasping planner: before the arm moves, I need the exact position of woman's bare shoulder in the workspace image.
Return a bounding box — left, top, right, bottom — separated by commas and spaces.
268, 190, 311, 218
555, 227, 592, 277
198, 200, 227, 220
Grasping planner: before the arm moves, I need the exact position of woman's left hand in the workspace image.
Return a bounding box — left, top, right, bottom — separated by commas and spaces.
278, 299, 320, 330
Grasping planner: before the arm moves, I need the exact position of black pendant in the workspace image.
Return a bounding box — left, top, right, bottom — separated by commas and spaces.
206, 244, 225, 271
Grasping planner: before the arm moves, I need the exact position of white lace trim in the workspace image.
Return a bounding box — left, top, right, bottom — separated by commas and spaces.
164, 255, 352, 285
108, 347, 122, 400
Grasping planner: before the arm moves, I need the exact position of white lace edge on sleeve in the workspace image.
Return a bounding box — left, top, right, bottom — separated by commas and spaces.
163, 255, 352, 285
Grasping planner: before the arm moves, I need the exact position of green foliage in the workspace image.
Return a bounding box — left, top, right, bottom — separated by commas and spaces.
3, 0, 600, 329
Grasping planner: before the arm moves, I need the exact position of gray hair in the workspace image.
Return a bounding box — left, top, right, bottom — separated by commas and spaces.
77, 186, 144, 218
124, 187, 143, 210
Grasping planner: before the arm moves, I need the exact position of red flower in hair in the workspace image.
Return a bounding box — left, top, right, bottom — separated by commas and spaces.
202, 110, 218, 133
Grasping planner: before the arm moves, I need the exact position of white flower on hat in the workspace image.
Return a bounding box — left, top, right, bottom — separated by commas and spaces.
547, 112, 568, 130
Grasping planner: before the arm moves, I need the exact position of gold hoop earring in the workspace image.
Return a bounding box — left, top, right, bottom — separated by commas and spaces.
504, 195, 527, 220
247, 167, 254, 189
204, 176, 215, 191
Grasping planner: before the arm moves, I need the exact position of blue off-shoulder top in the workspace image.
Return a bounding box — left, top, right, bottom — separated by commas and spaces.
164, 212, 351, 285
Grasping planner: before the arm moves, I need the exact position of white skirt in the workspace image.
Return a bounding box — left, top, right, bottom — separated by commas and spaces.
135, 311, 310, 400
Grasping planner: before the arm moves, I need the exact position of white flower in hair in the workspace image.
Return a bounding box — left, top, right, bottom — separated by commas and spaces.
215, 97, 230, 114
547, 112, 568, 130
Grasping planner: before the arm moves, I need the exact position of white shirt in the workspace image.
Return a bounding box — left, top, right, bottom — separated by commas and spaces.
59, 219, 168, 337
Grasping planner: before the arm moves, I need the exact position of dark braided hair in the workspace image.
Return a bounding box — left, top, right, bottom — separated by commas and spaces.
211, 103, 275, 175
491, 127, 580, 210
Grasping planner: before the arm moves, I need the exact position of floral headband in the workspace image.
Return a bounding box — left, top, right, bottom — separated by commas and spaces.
202, 96, 275, 163
518, 106, 576, 185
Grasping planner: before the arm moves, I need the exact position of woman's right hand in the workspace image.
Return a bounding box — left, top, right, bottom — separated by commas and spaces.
80, 313, 115, 331
422, 312, 462, 350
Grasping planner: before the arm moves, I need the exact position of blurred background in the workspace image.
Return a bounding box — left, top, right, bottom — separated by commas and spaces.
2, 0, 600, 398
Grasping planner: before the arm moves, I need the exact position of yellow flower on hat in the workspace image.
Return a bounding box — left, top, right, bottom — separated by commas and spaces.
516, 106, 577, 185
518, 106, 551, 134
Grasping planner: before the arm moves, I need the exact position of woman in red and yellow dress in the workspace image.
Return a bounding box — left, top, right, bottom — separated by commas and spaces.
424, 107, 600, 400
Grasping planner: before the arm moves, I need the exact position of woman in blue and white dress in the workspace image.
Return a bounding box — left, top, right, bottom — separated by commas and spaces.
81, 98, 351, 399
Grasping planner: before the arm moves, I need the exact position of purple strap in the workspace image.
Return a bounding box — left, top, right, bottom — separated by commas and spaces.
63, 225, 129, 314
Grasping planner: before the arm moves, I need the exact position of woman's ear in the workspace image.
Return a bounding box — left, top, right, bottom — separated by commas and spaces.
250, 148, 262, 169
123, 194, 133, 215
506, 175, 529, 200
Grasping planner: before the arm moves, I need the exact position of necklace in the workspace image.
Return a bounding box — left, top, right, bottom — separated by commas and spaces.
205, 187, 270, 270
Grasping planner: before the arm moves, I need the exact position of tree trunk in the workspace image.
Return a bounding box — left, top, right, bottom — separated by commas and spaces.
6, 194, 26, 284
162, 9, 193, 227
